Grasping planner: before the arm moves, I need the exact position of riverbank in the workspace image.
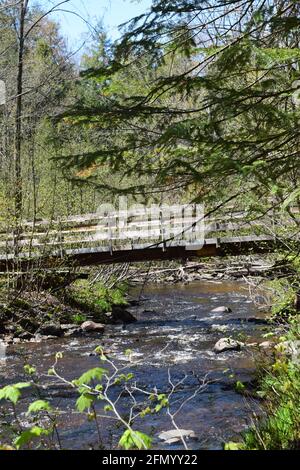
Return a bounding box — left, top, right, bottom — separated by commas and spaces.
226, 253, 300, 450
0, 278, 136, 347
0, 255, 287, 347
128, 256, 291, 284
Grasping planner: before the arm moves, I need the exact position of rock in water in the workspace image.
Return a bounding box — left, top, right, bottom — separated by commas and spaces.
214, 338, 242, 353
158, 429, 197, 444
61, 324, 83, 337
37, 322, 63, 337
211, 306, 232, 313
111, 305, 137, 324
81, 321, 105, 333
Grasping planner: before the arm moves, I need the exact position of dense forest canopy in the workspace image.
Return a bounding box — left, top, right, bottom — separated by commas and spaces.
57, 0, 300, 219
0, 0, 299, 223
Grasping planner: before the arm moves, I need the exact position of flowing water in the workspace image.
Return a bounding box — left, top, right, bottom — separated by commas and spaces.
0, 280, 269, 450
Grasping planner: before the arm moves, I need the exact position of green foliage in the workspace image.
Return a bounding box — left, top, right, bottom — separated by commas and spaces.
74, 367, 107, 386
0, 383, 31, 405
72, 313, 88, 325
76, 393, 96, 413
243, 325, 300, 450
224, 442, 244, 450
267, 278, 297, 319
24, 365, 36, 376
27, 400, 52, 414
119, 429, 152, 450
54, 0, 300, 237
68, 280, 128, 318
14, 426, 50, 450
235, 381, 246, 393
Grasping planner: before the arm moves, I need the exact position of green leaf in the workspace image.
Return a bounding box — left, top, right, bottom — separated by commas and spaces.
76, 393, 95, 412
104, 405, 113, 412
235, 381, 245, 392
75, 367, 107, 386
119, 429, 152, 450
24, 365, 36, 376
0, 383, 30, 404
13, 382, 31, 389
14, 426, 49, 450
27, 400, 52, 414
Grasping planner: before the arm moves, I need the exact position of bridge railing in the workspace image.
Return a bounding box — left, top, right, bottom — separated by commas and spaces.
0, 205, 299, 261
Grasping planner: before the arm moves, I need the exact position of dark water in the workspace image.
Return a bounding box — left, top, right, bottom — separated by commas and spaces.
0, 281, 269, 450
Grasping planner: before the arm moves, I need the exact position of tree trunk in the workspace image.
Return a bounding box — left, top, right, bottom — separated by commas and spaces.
14, 0, 28, 224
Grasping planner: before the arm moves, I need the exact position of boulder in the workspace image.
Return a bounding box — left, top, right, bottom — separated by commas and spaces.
37, 322, 63, 337
111, 305, 137, 324
214, 338, 243, 354
158, 429, 197, 444
81, 321, 105, 333
211, 306, 232, 313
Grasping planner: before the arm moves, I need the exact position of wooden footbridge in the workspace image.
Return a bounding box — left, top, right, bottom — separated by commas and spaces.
0, 205, 298, 272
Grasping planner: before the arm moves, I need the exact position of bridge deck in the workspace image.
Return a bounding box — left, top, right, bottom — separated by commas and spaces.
0, 206, 298, 271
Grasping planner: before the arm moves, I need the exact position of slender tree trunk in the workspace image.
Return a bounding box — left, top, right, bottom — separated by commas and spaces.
14, 0, 28, 224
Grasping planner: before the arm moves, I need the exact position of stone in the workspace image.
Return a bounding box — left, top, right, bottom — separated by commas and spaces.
64, 328, 83, 337
17, 331, 34, 340
214, 337, 243, 353
259, 341, 274, 350
158, 429, 197, 444
61, 324, 77, 330
37, 323, 63, 337
32, 334, 43, 343
211, 306, 232, 313
61, 324, 83, 337
3, 335, 13, 344
81, 321, 105, 333
111, 305, 137, 324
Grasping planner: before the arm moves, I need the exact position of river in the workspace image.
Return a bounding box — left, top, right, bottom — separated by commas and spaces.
0, 280, 269, 450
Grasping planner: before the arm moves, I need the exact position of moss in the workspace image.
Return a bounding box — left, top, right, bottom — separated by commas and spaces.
66, 279, 128, 320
